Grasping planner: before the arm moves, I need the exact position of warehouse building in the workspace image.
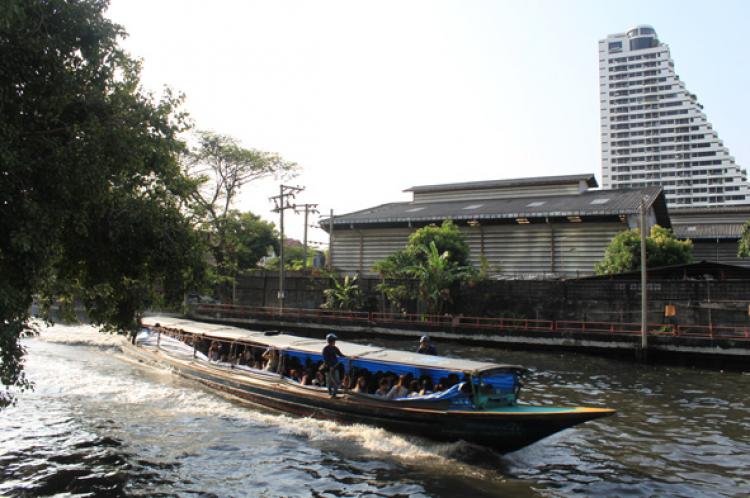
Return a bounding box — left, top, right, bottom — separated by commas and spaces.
670, 207, 750, 267
321, 174, 671, 278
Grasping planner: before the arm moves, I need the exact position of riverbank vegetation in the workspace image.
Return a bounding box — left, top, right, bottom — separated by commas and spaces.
595, 225, 693, 275
0, 0, 294, 407
372, 220, 476, 314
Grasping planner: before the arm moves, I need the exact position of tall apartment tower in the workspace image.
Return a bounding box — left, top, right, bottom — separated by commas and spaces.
599, 25, 749, 207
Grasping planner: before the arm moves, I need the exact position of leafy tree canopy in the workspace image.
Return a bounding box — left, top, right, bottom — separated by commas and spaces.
373, 220, 475, 314
0, 0, 206, 407
595, 225, 693, 275
185, 131, 297, 287
737, 221, 750, 258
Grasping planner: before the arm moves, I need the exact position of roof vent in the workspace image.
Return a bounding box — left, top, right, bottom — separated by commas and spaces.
526, 201, 546, 207
463, 204, 484, 210
590, 198, 610, 205
405, 207, 425, 212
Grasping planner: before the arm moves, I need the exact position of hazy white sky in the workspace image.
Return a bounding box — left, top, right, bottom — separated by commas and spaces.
107, 0, 750, 244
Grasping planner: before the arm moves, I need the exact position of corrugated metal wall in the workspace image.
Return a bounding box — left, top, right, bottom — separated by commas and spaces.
461, 223, 624, 276
693, 240, 750, 267
332, 222, 626, 277
332, 228, 411, 274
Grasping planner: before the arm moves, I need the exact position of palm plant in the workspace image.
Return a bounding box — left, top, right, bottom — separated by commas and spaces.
321, 274, 364, 310
407, 242, 472, 315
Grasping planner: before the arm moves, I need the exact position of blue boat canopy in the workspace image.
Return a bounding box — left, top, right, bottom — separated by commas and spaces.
143, 315, 525, 376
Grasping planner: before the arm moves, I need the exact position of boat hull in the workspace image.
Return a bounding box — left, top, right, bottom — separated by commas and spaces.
124, 343, 614, 453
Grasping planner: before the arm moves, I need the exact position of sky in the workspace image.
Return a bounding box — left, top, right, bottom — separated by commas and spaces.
107, 0, 750, 245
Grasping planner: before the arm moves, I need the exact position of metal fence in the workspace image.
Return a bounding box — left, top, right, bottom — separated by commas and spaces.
192, 304, 750, 342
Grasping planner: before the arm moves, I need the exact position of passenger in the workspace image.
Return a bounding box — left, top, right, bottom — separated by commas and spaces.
341, 374, 351, 390
263, 348, 279, 372
288, 369, 300, 382
300, 368, 313, 385
375, 378, 390, 397
312, 370, 326, 387
208, 342, 220, 362
419, 379, 434, 396
386, 375, 409, 400
407, 380, 421, 397
352, 376, 368, 393
417, 335, 437, 355
446, 373, 460, 388
322, 333, 344, 398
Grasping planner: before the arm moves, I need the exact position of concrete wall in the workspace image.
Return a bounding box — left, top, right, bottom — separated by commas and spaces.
233, 273, 750, 327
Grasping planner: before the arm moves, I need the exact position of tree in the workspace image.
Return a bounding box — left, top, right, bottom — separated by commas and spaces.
407, 241, 473, 314
0, 0, 206, 407
737, 221, 750, 258
321, 275, 364, 311
595, 225, 693, 275
186, 131, 297, 288
373, 220, 475, 313
223, 211, 278, 272
405, 220, 471, 266
261, 244, 308, 270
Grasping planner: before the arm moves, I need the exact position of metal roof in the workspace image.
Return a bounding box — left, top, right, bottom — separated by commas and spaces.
322, 186, 668, 228
404, 173, 598, 193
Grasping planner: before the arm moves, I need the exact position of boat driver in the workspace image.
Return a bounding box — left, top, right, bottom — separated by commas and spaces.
322, 333, 344, 398
417, 335, 437, 355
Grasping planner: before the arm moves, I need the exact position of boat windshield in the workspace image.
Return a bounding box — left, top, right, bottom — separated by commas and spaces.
472, 368, 525, 408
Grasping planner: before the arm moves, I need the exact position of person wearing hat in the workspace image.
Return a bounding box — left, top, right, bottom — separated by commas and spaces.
322, 333, 344, 397
417, 335, 437, 355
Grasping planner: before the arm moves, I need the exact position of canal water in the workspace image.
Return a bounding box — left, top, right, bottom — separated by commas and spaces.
1, 323, 748, 497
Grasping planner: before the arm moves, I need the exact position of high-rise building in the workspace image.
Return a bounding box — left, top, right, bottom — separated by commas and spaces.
599, 25, 749, 207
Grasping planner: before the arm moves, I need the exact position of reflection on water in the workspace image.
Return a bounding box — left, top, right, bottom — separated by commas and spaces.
0, 324, 748, 497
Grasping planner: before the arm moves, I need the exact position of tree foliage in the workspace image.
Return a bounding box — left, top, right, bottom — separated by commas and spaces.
261, 244, 309, 271
595, 225, 693, 275
737, 221, 750, 258
321, 275, 364, 311
185, 131, 297, 286
0, 0, 206, 407
373, 220, 475, 314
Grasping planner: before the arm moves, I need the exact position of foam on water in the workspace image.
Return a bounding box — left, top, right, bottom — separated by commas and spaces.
35, 320, 128, 348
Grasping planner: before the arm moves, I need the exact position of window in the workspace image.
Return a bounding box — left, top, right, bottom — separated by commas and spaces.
608, 41, 623, 52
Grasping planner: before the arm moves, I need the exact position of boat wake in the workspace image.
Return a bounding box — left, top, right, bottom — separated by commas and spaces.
28, 324, 505, 479
35, 321, 128, 349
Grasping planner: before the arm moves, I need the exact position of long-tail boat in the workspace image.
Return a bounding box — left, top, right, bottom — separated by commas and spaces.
127, 316, 615, 453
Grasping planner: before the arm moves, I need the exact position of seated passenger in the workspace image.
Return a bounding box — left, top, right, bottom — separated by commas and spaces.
352, 376, 368, 393
375, 378, 390, 397
300, 368, 313, 385
386, 375, 409, 400
263, 348, 279, 372
407, 380, 421, 397
419, 379, 434, 396
312, 371, 326, 387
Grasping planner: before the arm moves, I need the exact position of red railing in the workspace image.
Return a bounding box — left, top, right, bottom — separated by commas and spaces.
192, 304, 750, 342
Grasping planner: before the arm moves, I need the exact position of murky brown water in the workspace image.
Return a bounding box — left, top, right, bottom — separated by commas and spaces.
1, 324, 748, 497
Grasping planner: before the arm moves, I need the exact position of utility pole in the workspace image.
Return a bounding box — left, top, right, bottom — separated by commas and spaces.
328, 209, 334, 271
295, 203, 319, 269
270, 184, 303, 310
640, 197, 648, 351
